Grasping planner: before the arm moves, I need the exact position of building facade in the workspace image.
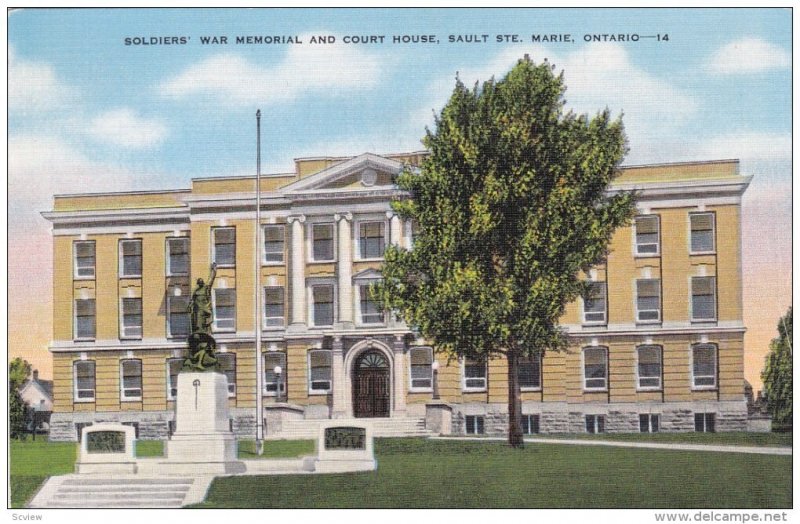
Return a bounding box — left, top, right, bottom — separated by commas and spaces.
43, 152, 751, 441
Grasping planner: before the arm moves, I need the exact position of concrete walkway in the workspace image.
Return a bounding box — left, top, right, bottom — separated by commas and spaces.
431, 436, 792, 456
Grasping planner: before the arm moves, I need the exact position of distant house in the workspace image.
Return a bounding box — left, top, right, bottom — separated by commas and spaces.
19, 370, 53, 433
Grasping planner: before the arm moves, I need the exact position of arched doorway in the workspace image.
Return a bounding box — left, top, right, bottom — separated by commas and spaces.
353, 350, 391, 418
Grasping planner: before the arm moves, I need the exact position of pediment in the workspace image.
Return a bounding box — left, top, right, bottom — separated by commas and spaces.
353, 268, 383, 280
281, 153, 404, 193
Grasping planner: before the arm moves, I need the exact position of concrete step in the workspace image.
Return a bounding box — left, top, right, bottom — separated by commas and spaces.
45, 499, 185, 508
30, 475, 198, 509
272, 417, 434, 439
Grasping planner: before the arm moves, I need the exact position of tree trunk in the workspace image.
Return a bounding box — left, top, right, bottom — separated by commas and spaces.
507, 348, 524, 448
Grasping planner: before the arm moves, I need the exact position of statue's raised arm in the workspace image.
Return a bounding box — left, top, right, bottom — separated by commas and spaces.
207, 262, 217, 292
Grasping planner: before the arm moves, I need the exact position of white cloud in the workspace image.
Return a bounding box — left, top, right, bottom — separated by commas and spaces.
160, 34, 385, 105
696, 132, 791, 163
8, 46, 78, 113
88, 108, 169, 149
707, 38, 791, 74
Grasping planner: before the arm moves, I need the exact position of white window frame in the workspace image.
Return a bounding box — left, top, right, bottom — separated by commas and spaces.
166, 237, 190, 277
585, 414, 605, 434
263, 286, 285, 329
639, 413, 660, 433
636, 345, 662, 391
582, 281, 607, 325
691, 343, 718, 390
308, 222, 336, 263
211, 226, 236, 268
73, 360, 96, 402
635, 279, 661, 323
690, 276, 717, 322
465, 415, 485, 434
74, 298, 96, 341
694, 412, 716, 433
519, 353, 542, 391
308, 282, 336, 328
408, 346, 434, 392
120, 297, 143, 339
166, 358, 183, 400
355, 219, 389, 261
263, 352, 287, 396
119, 358, 143, 401
582, 347, 608, 391
217, 352, 237, 397
689, 212, 716, 254
212, 288, 237, 332
166, 294, 190, 338
521, 414, 540, 435
262, 224, 285, 265
462, 358, 488, 392
119, 239, 143, 278
73, 240, 96, 279
634, 215, 660, 256
308, 349, 332, 394
356, 281, 385, 326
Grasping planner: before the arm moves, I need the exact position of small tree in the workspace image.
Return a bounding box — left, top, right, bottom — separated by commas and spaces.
9, 358, 32, 439
378, 57, 635, 447
761, 307, 792, 430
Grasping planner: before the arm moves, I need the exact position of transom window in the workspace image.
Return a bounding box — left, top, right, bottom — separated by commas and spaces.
463, 359, 487, 391
166, 358, 183, 400
690, 212, 715, 253
74, 241, 96, 278
637, 345, 662, 389
263, 352, 287, 395
583, 347, 608, 390
585, 414, 605, 434
635, 215, 660, 255
75, 299, 96, 340
311, 223, 335, 261
583, 281, 607, 324
263, 225, 285, 264
636, 279, 661, 322
213, 288, 236, 332
691, 277, 716, 321
120, 359, 142, 400
692, 344, 717, 389
409, 347, 433, 390
311, 285, 334, 326
121, 298, 143, 339
309, 350, 332, 393
217, 353, 236, 396
166, 237, 189, 276
519, 354, 542, 390
167, 294, 190, 338
359, 284, 384, 324
640, 413, 660, 433
212, 227, 236, 267
263, 286, 285, 328
359, 221, 386, 259
119, 239, 142, 278
74, 360, 96, 402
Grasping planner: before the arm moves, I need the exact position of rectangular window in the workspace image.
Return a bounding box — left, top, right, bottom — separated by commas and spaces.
166, 237, 189, 276
309, 350, 332, 393
263, 286, 285, 328
409, 347, 433, 390
636, 279, 661, 322
637, 345, 662, 389
311, 223, 334, 261
519, 354, 542, 390
691, 277, 716, 321
465, 415, 485, 435
217, 353, 236, 396
212, 227, 236, 267
166, 358, 183, 400
585, 414, 605, 434
521, 414, 540, 435
213, 288, 236, 332
359, 221, 386, 259
690, 212, 715, 253
583, 347, 608, 390
75, 299, 96, 340
692, 344, 717, 388
121, 298, 143, 339
359, 284, 384, 324
74, 361, 96, 401
312, 285, 334, 326
583, 281, 607, 324
463, 359, 487, 391
635, 215, 660, 255
120, 359, 142, 400
119, 239, 142, 278
639, 414, 660, 433
263, 352, 287, 395
694, 412, 716, 433
74, 241, 96, 278
167, 294, 190, 338
263, 225, 285, 264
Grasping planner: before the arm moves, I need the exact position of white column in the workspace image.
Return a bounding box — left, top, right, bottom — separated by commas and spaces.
335, 213, 354, 327
288, 215, 306, 328
403, 219, 413, 250
388, 212, 402, 246
331, 337, 347, 418
392, 335, 407, 415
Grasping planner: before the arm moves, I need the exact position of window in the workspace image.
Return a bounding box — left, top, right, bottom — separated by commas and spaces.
167, 294, 190, 338
166, 358, 183, 400
74, 361, 96, 401
521, 414, 540, 435
692, 344, 717, 388
212, 227, 236, 267
636, 279, 661, 322
263, 225, 285, 264
635, 215, 660, 255
694, 412, 716, 433
585, 414, 605, 434
583, 347, 608, 390
640, 414, 660, 433
311, 285, 334, 326
311, 223, 334, 261
121, 298, 143, 339
217, 353, 236, 396
74, 299, 96, 340
463, 359, 487, 391
409, 347, 433, 390
120, 359, 142, 400
359, 284, 384, 324
308, 350, 332, 393
166, 238, 189, 276
691, 277, 716, 321
74, 241, 96, 278
263, 286, 285, 328
263, 352, 287, 395
690, 212, 715, 253
583, 281, 607, 324
519, 354, 542, 390
465, 415, 485, 435
119, 239, 142, 278
637, 345, 662, 389
213, 288, 236, 332
359, 221, 386, 259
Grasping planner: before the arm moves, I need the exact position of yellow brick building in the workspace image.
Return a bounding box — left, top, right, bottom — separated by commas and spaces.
42, 152, 750, 440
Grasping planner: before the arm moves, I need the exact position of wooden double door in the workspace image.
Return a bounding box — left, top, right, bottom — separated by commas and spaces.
353, 350, 390, 418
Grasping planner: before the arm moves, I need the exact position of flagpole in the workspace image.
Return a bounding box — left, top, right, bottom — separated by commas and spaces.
255, 109, 264, 453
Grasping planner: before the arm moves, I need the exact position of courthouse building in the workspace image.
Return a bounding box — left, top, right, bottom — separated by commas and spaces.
42, 152, 751, 440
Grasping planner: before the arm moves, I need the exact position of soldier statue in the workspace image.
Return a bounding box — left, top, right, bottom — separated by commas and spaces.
184, 263, 219, 371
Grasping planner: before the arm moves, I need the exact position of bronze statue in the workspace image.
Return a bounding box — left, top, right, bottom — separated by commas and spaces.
183, 263, 219, 371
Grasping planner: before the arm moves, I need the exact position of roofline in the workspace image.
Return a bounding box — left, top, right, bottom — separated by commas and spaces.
53, 188, 191, 199
293, 150, 429, 162
191, 172, 296, 182
620, 158, 740, 169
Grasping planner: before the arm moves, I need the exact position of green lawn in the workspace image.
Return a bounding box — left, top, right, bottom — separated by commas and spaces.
194, 438, 792, 509
525, 431, 793, 447
238, 439, 316, 459
135, 439, 165, 457
9, 440, 76, 508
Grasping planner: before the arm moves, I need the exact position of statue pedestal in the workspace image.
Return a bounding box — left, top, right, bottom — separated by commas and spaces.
163, 372, 244, 475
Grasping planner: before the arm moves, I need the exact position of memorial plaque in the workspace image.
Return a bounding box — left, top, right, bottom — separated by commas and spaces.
324, 427, 366, 450
86, 430, 126, 453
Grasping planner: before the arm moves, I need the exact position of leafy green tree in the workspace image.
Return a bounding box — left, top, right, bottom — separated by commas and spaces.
9, 358, 32, 439
9, 357, 31, 390
377, 56, 635, 447
761, 307, 792, 430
